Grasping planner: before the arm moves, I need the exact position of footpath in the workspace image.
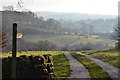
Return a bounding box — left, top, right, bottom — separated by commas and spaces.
76, 52, 119, 80
64, 52, 91, 80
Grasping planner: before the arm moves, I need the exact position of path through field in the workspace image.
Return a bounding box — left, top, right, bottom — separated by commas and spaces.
76, 52, 119, 80
64, 52, 91, 80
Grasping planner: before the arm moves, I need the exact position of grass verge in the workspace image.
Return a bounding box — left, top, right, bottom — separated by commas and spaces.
70, 52, 112, 80
81, 50, 120, 68
52, 52, 70, 80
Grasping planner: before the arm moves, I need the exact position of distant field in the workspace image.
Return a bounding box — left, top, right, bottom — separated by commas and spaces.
2, 51, 70, 79
24, 34, 113, 47
81, 50, 120, 68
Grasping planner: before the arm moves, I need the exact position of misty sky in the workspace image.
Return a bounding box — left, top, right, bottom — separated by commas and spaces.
0, 0, 119, 15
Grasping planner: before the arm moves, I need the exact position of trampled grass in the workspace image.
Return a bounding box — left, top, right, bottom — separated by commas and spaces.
81, 50, 120, 68
2, 51, 70, 79
70, 52, 112, 80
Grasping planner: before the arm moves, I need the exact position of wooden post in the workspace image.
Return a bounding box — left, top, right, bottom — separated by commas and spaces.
12, 23, 17, 79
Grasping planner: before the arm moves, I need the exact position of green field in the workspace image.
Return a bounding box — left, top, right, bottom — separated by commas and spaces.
81, 50, 120, 68
70, 52, 112, 80
2, 51, 70, 79
24, 34, 113, 47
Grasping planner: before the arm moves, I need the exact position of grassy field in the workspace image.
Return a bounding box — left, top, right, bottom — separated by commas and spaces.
81, 50, 120, 68
2, 51, 70, 79
24, 34, 113, 47
70, 52, 112, 80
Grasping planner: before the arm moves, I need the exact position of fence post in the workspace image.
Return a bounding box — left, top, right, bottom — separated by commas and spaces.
12, 23, 17, 79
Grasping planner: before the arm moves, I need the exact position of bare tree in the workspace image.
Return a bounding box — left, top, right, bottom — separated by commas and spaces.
113, 22, 120, 50
0, 31, 7, 48
113, 2, 120, 50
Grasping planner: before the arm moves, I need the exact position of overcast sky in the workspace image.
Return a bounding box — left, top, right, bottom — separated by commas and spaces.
0, 0, 119, 15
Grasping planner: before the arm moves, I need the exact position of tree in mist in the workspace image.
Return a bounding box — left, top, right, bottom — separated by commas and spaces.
114, 2, 120, 50
113, 23, 120, 50
37, 40, 56, 51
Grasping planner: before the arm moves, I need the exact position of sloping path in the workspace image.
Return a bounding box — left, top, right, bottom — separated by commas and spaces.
76, 52, 119, 80
64, 52, 91, 80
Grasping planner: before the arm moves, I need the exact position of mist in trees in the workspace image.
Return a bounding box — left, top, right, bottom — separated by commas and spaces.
37, 40, 57, 51
17, 39, 57, 51
113, 18, 120, 50
1, 11, 117, 52
61, 42, 111, 51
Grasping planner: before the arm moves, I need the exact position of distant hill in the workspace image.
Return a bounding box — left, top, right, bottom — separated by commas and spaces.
35, 11, 117, 21
2, 11, 117, 34
2, 11, 63, 35
35, 11, 117, 33
2, 11, 115, 51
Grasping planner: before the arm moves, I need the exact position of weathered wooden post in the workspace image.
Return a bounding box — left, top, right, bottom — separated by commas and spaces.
12, 23, 17, 79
